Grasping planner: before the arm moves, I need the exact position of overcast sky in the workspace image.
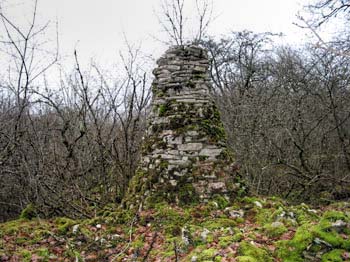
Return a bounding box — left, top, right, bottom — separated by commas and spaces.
1, 0, 313, 68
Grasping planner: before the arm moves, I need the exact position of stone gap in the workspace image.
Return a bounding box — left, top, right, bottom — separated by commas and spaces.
124, 45, 244, 209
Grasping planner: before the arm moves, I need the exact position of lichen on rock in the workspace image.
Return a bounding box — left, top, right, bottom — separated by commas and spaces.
124, 45, 245, 209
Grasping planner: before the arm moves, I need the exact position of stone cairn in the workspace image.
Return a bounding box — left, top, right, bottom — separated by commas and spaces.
125, 45, 244, 208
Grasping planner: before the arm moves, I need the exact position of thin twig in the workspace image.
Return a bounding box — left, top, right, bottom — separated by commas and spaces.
142, 232, 158, 262
110, 212, 138, 261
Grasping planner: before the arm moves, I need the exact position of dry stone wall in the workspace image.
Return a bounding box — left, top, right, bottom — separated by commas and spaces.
125, 45, 244, 208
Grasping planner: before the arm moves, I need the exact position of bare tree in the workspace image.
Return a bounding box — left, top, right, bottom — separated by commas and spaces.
157, 0, 212, 45
194, 0, 213, 44
159, 0, 185, 45
202, 32, 350, 202
306, 0, 350, 27
0, 0, 58, 220
297, 0, 350, 56
0, 0, 151, 221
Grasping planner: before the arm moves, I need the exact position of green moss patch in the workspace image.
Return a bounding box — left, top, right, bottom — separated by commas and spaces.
263, 222, 288, 238
238, 241, 273, 262
2, 198, 350, 261
19, 204, 37, 220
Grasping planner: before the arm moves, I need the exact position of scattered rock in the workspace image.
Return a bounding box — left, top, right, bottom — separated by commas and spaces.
313, 237, 332, 247
200, 228, 210, 242
331, 219, 347, 232
209, 182, 226, 191
254, 201, 263, 208
226, 208, 245, 219
72, 224, 79, 234
182, 226, 191, 246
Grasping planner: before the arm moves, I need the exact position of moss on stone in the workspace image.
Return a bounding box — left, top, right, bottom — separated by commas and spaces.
19, 249, 32, 262
276, 223, 314, 261
168, 117, 186, 130
201, 218, 237, 230
276, 209, 350, 261
35, 248, 50, 260
238, 241, 273, 262
199, 119, 226, 142
189, 247, 218, 261
321, 249, 344, 262
232, 232, 244, 242
15, 236, 29, 245
55, 217, 76, 234
158, 103, 170, 116
263, 222, 288, 238
254, 207, 272, 225
217, 148, 234, 161
123, 169, 153, 209
177, 183, 200, 205
191, 72, 207, 80
187, 79, 196, 88
218, 235, 236, 248
19, 203, 37, 220
0, 221, 22, 235
212, 194, 230, 209
0, 219, 45, 237
153, 205, 192, 236
102, 209, 134, 224
291, 204, 320, 225
322, 210, 349, 222
152, 84, 165, 97
313, 211, 350, 249
236, 256, 257, 262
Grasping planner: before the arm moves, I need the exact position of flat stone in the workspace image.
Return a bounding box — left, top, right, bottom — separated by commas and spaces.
208, 182, 226, 191
178, 143, 203, 151
332, 220, 348, 232
168, 159, 190, 166
152, 98, 166, 105
167, 165, 176, 171
165, 65, 181, 71
168, 150, 180, 155
227, 209, 244, 218
173, 171, 185, 177
172, 94, 195, 99
153, 117, 170, 124
199, 148, 223, 157
203, 174, 217, 179
254, 201, 263, 208
186, 131, 199, 136
167, 136, 183, 145
193, 66, 206, 72
271, 221, 284, 228
161, 130, 175, 136
152, 149, 163, 154
160, 154, 180, 160
185, 137, 192, 142
176, 98, 198, 103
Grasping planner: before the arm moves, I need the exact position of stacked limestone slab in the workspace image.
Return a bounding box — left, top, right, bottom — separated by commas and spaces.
125, 45, 244, 208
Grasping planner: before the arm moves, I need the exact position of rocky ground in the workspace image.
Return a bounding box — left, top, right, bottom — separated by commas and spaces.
1, 196, 350, 261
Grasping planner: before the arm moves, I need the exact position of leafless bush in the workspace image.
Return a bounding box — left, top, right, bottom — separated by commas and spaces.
0, 0, 151, 221
204, 32, 350, 203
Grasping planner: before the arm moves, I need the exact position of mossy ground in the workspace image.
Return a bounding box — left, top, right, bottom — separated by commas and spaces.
1, 198, 350, 261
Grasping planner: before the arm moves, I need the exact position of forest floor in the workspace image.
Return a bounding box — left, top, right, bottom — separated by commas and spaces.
1, 196, 350, 261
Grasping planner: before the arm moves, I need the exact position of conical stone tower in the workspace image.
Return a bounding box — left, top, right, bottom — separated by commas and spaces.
125, 45, 244, 208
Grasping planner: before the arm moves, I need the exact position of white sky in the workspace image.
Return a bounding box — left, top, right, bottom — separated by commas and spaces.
1, 0, 314, 68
